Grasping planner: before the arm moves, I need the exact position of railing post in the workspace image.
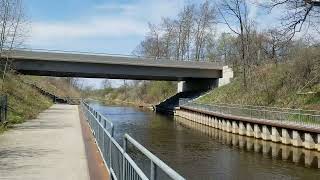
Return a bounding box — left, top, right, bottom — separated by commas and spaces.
150, 161, 157, 180
109, 135, 112, 174
111, 125, 114, 137
299, 110, 302, 122
122, 137, 127, 180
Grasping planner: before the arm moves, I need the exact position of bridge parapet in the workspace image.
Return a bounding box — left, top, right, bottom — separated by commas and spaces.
10, 48, 223, 81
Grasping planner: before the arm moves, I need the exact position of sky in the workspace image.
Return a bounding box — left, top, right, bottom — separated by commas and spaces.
24, 0, 280, 88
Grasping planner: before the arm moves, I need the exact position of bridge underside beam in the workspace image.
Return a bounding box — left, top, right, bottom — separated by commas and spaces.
12, 59, 222, 81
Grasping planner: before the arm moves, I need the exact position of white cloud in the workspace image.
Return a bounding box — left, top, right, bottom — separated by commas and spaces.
27, 0, 189, 49
30, 17, 147, 41
95, 0, 186, 22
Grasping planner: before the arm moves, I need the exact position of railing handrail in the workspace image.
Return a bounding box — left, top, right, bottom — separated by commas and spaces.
123, 153, 149, 180
124, 134, 185, 180
200, 102, 320, 114
192, 102, 320, 117
83, 101, 114, 136
182, 102, 320, 128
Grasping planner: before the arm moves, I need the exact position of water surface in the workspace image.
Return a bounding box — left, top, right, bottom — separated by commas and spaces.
91, 103, 320, 180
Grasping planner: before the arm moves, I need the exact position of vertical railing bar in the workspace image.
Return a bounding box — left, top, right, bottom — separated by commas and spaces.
150, 161, 157, 180
122, 137, 127, 180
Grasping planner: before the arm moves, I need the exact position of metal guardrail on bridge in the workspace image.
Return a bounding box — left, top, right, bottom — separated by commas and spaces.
182, 102, 320, 127
81, 102, 185, 180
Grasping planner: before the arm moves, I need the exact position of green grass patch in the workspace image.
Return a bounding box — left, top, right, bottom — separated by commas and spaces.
197, 63, 320, 111
0, 74, 54, 133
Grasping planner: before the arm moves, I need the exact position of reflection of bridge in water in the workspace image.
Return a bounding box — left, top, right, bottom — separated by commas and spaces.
175, 116, 320, 169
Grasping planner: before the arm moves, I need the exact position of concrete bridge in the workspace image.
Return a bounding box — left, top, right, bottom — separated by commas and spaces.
9, 49, 223, 92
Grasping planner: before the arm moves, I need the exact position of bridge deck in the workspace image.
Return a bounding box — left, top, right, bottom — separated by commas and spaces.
11, 50, 223, 70
0, 105, 90, 180
10, 50, 223, 80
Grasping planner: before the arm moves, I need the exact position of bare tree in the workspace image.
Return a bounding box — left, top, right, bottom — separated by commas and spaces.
0, 0, 25, 91
261, 29, 292, 64
194, 1, 216, 61
218, 0, 251, 87
102, 79, 112, 89
176, 4, 195, 61
160, 18, 175, 58
263, 0, 320, 38
134, 1, 217, 62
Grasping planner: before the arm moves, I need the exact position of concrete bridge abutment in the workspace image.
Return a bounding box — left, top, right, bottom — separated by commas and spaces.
177, 79, 218, 93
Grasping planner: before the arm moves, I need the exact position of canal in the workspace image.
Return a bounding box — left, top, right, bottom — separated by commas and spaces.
90, 102, 320, 180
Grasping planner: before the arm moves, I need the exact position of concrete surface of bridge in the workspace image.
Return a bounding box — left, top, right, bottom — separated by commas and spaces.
9, 50, 223, 92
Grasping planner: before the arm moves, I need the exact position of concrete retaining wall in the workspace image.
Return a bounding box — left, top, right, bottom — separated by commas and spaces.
175, 116, 320, 169
175, 108, 320, 152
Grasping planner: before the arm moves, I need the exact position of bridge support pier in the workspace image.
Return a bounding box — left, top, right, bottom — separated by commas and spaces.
232, 121, 238, 134
262, 125, 271, 141
246, 123, 254, 137
271, 127, 281, 142
292, 131, 303, 147
239, 122, 246, 135
254, 124, 262, 139
281, 129, 292, 145
304, 133, 316, 149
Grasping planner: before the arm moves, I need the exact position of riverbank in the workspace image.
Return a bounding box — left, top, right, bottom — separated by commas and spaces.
197, 63, 320, 111
0, 74, 80, 133
0, 74, 52, 133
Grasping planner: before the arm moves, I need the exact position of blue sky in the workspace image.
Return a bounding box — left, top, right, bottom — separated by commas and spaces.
25, 0, 191, 54
24, 0, 280, 88
25, 0, 277, 54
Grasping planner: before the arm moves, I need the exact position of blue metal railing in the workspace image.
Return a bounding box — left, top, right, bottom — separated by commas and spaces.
81, 101, 185, 180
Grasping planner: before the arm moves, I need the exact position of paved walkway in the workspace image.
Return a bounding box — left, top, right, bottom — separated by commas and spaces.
0, 104, 90, 180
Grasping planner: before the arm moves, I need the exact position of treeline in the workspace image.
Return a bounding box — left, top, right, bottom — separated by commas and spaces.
83, 80, 176, 105
86, 0, 319, 107
134, 0, 320, 89
134, 1, 215, 62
